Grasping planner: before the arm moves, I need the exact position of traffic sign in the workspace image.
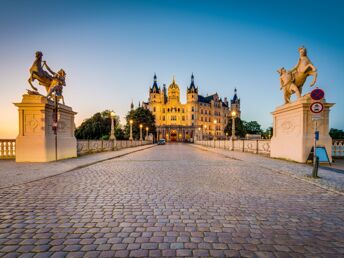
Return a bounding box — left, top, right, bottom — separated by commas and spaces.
310, 88, 325, 100
310, 102, 324, 113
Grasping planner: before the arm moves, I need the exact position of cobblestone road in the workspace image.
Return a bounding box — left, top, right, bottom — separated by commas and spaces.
0, 144, 343, 257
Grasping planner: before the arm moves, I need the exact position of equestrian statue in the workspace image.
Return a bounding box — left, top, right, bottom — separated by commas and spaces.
28, 51, 66, 104
278, 46, 318, 104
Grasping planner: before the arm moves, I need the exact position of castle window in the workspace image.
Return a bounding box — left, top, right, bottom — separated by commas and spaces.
153, 107, 156, 112
167, 108, 170, 112
163, 116, 165, 121
182, 116, 185, 121
182, 108, 184, 113
201, 117, 203, 121
192, 106, 194, 112
163, 108, 165, 113
178, 108, 180, 112
192, 114, 194, 120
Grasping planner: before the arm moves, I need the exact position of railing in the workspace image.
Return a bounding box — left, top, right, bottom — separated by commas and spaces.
77, 140, 152, 155
0, 139, 16, 159
332, 139, 344, 158
0, 139, 152, 159
195, 139, 271, 156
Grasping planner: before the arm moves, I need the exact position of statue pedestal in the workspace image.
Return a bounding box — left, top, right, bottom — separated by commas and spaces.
270, 95, 334, 163
14, 94, 77, 162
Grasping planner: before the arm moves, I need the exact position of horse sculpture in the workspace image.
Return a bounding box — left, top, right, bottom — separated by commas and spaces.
28, 51, 66, 104
278, 46, 317, 104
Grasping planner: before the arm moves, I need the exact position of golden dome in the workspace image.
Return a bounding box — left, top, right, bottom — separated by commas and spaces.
168, 76, 179, 90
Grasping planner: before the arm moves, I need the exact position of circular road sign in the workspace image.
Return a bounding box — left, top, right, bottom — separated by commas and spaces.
310, 88, 325, 100
310, 102, 324, 113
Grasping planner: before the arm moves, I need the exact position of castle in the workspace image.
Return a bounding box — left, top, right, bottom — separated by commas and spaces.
143, 74, 240, 142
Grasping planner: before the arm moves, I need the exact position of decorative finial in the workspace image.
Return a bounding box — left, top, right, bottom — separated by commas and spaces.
172, 75, 175, 84
191, 73, 194, 81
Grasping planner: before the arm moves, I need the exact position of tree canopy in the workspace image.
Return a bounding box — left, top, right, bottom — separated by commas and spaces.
224, 118, 263, 138
75, 110, 124, 140
124, 107, 156, 140
329, 128, 344, 139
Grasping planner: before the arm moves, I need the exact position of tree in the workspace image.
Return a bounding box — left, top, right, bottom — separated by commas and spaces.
329, 128, 344, 139
75, 110, 122, 139
261, 127, 273, 139
245, 121, 263, 135
224, 117, 246, 138
124, 107, 156, 140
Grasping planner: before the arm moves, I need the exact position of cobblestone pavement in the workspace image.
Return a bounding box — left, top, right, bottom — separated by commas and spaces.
0, 144, 343, 258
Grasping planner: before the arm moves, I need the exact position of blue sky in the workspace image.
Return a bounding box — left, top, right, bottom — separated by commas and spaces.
0, 0, 343, 138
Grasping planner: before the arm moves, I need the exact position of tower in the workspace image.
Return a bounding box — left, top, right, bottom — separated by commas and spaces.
149, 73, 161, 104
187, 73, 198, 103
230, 88, 241, 118
167, 76, 180, 104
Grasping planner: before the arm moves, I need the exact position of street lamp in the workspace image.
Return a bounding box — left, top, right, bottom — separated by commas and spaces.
110, 111, 116, 140
213, 119, 217, 140
146, 127, 149, 140
129, 119, 133, 141
231, 110, 237, 150
139, 124, 143, 141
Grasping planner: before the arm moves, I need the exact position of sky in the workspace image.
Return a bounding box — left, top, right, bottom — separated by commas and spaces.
0, 0, 343, 138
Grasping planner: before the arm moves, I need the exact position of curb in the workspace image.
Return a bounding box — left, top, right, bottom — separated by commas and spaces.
191, 144, 344, 196
0, 144, 156, 190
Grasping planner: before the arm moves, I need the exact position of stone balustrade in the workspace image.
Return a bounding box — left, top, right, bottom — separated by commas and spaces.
195, 139, 271, 156
0, 139, 152, 159
77, 140, 151, 155
332, 139, 344, 158
0, 139, 16, 159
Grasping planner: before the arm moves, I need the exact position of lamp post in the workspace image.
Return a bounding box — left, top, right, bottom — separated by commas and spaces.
129, 119, 133, 141
139, 124, 143, 141
110, 111, 116, 140
231, 110, 237, 151
146, 127, 149, 140
203, 125, 207, 140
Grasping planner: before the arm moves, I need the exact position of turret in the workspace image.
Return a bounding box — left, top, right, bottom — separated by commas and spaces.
149, 73, 161, 103
230, 88, 241, 118
187, 73, 198, 103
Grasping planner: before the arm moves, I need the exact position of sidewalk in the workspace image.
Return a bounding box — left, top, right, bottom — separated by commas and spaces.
0, 144, 155, 189
192, 144, 344, 194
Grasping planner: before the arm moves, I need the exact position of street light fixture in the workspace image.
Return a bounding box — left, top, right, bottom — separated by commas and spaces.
129, 119, 133, 141
110, 111, 116, 140
213, 119, 217, 141
145, 127, 149, 140
231, 110, 237, 150
139, 124, 143, 141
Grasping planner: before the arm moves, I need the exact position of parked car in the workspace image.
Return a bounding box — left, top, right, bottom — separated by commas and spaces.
157, 139, 166, 145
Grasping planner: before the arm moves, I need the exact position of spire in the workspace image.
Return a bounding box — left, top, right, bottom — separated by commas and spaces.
231, 88, 239, 104
150, 73, 160, 93
130, 100, 134, 110
188, 73, 197, 93
172, 75, 175, 84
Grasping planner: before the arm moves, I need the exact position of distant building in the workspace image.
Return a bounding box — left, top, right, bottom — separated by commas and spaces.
143, 74, 240, 142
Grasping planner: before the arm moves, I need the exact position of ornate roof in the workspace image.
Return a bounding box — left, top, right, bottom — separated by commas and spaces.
168, 76, 180, 90
150, 73, 160, 93
187, 73, 198, 93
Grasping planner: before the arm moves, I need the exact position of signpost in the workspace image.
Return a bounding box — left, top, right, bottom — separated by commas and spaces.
310, 88, 325, 178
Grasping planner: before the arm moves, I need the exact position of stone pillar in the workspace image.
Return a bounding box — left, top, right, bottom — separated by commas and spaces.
14, 94, 77, 162
270, 95, 334, 163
